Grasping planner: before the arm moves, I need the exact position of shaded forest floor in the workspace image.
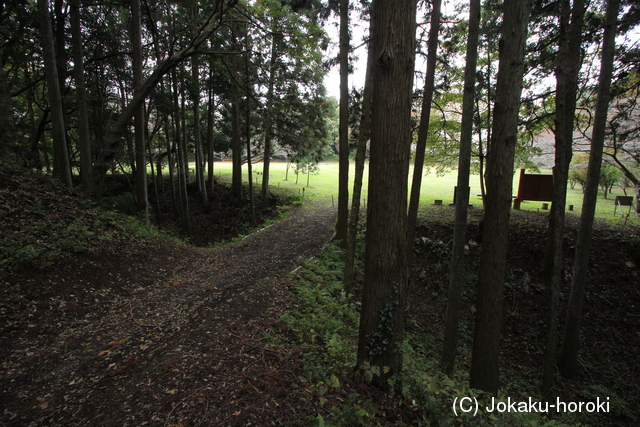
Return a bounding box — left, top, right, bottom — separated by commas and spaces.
407, 207, 640, 425
1, 165, 640, 426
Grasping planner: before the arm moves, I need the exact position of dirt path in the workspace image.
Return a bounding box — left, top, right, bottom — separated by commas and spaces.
1, 201, 337, 426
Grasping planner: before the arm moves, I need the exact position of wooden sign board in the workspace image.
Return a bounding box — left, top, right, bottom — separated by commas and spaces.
613, 195, 634, 216
514, 169, 553, 209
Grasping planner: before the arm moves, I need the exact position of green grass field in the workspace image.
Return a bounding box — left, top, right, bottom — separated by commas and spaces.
200, 160, 639, 225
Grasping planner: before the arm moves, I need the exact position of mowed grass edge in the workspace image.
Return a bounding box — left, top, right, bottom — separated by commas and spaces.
191, 160, 640, 224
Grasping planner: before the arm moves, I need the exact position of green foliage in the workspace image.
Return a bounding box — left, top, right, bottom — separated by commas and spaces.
279, 241, 556, 426
1, 204, 113, 271
284, 193, 303, 206
599, 164, 622, 199
364, 296, 399, 361
280, 244, 370, 422
390, 337, 571, 427
417, 94, 463, 176
569, 168, 587, 191
569, 153, 626, 198
0, 166, 182, 271
274, 208, 637, 425
283, 245, 356, 377
119, 214, 185, 243
316, 393, 378, 426
101, 192, 139, 214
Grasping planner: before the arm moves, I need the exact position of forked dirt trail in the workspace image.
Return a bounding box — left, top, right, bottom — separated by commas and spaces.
1, 201, 336, 426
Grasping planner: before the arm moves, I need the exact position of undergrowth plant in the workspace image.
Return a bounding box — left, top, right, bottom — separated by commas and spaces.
282, 244, 358, 381
281, 243, 379, 425
0, 192, 180, 272
279, 240, 586, 426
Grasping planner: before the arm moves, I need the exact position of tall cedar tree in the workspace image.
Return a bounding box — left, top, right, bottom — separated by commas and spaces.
70, 0, 92, 189
441, 0, 480, 376
172, 68, 191, 234
0, 57, 16, 162
232, 91, 243, 202
559, 0, 620, 379
469, 0, 531, 393
207, 89, 216, 192
132, 0, 149, 220
261, 32, 279, 207
344, 39, 372, 295
38, 0, 72, 189
336, 0, 350, 247
407, 0, 442, 259
244, 31, 256, 225
356, 0, 416, 386
542, 0, 585, 397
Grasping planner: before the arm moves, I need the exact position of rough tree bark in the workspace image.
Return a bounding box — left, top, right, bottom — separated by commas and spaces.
132, 0, 148, 220
244, 34, 255, 226
559, 0, 619, 379
232, 93, 243, 202
541, 0, 584, 397
335, 0, 350, 248
407, 0, 442, 251
172, 70, 190, 235
469, 0, 531, 394
38, 0, 72, 189
207, 89, 216, 192
0, 57, 16, 162
356, 0, 417, 387
261, 34, 279, 207
343, 38, 372, 295
191, 53, 209, 211
70, 0, 92, 189
441, 0, 480, 376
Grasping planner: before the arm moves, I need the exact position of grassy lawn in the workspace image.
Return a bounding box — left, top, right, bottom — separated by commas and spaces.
198, 160, 639, 225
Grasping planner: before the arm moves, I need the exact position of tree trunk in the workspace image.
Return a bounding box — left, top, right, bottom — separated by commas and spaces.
70, 0, 92, 190
54, 0, 66, 94
38, 0, 72, 189
244, 35, 255, 225
156, 147, 164, 192
132, 0, 148, 220
191, 53, 209, 211
356, 0, 417, 386
180, 86, 189, 183
0, 57, 16, 162
172, 70, 190, 234
147, 130, 162, 222
176, 133, 191, 235
29, 104, 46, 170
232, 93, 243, 202
469, 0, 531, 394
246, 96, 255, 226
118, 81, 137, 178
165, 118, 178, 212
344, 37, 373, 295
559, 0, 619, 379
441, 0, 479, 376
479, 41, 494, 206
261, 34, 279, 207
207, 89, 216, 191
476, 99, 486, 205
541, 0, 585, 397
335, 0, 350, 248
407, 0, 442, 251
